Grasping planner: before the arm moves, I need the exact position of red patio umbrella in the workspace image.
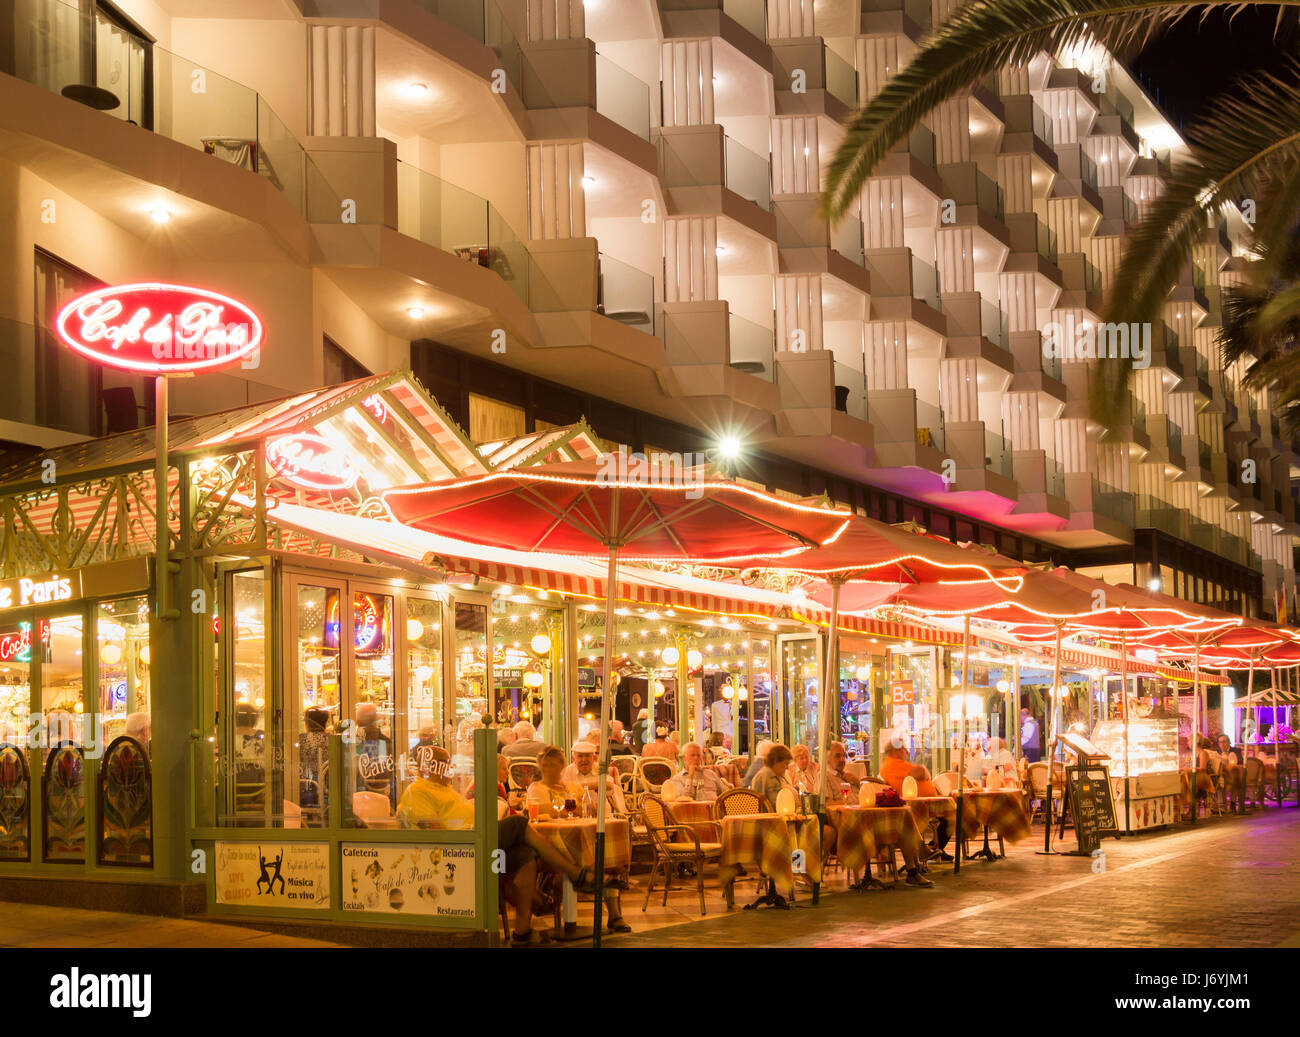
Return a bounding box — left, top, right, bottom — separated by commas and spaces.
383, 460, 854, 941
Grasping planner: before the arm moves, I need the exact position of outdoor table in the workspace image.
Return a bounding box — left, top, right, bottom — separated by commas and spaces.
662, 798, 720, 841
531, 817, 632, 933
826, 804, 924, 888
949, 789, 1031, 859
719, 811, 822, 905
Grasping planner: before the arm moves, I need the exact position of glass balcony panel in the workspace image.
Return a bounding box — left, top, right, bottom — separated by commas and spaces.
728, 314, 775, 381
976, 171, 1005, 221
832, 215, 865, 266
915, 400, 945, 451
596, 54, 652, 140
911, 255, 940, 310
909, 126, 936, 168
598, 254, 656, 335
723, 0, 767, 40
1036, 219, 1058, 264
1080, 151, 1099, 192
984, 429, 1013, 478
833, 361, 868, 422
725, 136, 772, 210
1046, 456, 1065, 498
981, 301, 1009, 351
825, 48, 858, 108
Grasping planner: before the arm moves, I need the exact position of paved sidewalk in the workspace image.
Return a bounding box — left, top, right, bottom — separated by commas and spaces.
609, 809, 1300, 948
0, 903, 339, 948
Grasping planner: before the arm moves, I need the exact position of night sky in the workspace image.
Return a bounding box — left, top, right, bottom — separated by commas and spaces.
1128, 6, 1297, 131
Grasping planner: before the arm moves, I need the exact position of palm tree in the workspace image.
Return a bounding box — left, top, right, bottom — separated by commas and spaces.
822, 0, 1300, 427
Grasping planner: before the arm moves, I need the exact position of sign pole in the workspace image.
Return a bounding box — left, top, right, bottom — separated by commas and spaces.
155, 375, 180, 622
1039, 623, 1062, 854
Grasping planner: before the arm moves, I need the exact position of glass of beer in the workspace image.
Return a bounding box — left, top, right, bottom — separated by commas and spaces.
527, 799, 540, 822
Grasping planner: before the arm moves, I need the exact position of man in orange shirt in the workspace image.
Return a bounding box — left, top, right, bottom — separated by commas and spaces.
881, 740, 953, 862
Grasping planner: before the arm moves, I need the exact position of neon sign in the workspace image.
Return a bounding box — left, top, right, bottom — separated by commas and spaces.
0, 620, 50, 664
54, 283, 263, 374
0, 573, 79, 611
362, 394, 388, 423
267, 434, 358, 492
354, 594, 384, 656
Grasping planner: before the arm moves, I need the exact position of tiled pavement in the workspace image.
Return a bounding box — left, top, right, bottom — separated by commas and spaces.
607, 809, 1300, 948
0, 810, 1296, 947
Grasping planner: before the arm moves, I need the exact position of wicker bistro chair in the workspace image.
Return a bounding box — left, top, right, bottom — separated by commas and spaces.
1027, 762, 1064, 824
640, 795, 723, 914
507, 757, 541, 792
713, 786, 770, 818
634, 758, 676, 804
1243, 756, 1267, 809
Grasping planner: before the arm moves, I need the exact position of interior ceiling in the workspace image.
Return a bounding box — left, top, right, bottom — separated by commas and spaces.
716, 216, 777, 276
584, 0, 660, 42
374, 30, 522, 145
582, 142, 660, 225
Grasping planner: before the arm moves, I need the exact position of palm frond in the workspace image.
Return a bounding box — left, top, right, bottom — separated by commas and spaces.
822, 0, 1300, 220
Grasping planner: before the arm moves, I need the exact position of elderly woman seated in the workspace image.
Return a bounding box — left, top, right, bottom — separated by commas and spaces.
788, 743, 820, 793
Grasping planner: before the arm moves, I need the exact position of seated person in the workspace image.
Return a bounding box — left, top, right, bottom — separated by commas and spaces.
788, 742, 820, 793
822, 741, 859, 804
703, 731, 728, 765
641, 724, 679, 764
526, 747, 586, 817
1216, 733, 1243, 800
562, 741, 628, 815
981, 737, 1016, 782
124, 712, 151, 756
396, 746, 474, 829
880, 738, 953, 862
742, 740, 774, 786
353, 702, 395, 798
667, 741, 731, 801
749, 743, 794, 806
503, 720, 547, 760
606, 720, 636, 758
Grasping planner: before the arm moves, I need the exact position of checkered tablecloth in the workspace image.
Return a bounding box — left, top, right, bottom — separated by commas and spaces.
719, 812, 823, 896
907, 795, 957, 828
1179, 769, 1214, 806
951, 790, 1031, 842
532, 818, 632, 872
664, 799, 720, 841
826, 805, 924, 872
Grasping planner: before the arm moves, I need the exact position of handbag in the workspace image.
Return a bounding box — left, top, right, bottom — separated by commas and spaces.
873, 785, 903, 808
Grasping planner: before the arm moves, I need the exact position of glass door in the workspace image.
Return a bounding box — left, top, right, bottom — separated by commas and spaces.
0, 618, 39, 861
349, 585, 397, 808
94, 2, 150, 126
778, 635, 821, 752
286, 576, 345, 826
452, 597, 490, 796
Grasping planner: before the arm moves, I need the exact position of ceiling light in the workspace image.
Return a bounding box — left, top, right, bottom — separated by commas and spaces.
715, 244, 726, 255
407, 306, 425, 319
150, 208, 171, 224
582, 175, 596, 186
408, 82, 429, 96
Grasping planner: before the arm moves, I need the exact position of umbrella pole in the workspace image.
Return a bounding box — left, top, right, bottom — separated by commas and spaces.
1272, 668, 1281, 809
1188, 643, 1200, 826
818, 580, 841, 806
1121, 633, 1130, 835
955, 614, 970, 872
1042, 624, 1062, 854
593, 535, 619, 948
1241, 653, 1255, 815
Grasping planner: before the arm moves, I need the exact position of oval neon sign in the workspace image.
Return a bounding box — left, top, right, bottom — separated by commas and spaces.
267, 433, 358, 492
55, 282, 263, 374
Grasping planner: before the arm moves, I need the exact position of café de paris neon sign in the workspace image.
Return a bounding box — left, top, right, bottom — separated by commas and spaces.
55, 283, 264, 374
266, 433, 359, 492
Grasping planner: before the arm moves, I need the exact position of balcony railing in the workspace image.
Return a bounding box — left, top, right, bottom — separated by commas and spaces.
1129, 393, 1147, 429
981, 301, 1010, 351
1036, 219, 1058, 265
911, 255, 941, 310
724, 135, 772, 211
1192, 262, 1207, 295
417, 0, 521, 92
826, 48, 858, 108
1083, 256, 1102, 293
1136, 494, 1183, 538
1163, 324, 1180, 355
1031, 102, 1055, 149
916, 400, 945, 451
1248, 396, 1260, 428
1093, 479, 1135, 527
596, 54, 652, 140
1080, 151, 1099, 193
908, 126, 937, 169
1041, 348, 1063, 381
1189, 518, 1216, 552
903, 0, 933, 31
1220, 532, 1247, 565
1163, 416, 1183, 456
397, 163, 528, 305
832, 216, 865, 266
976, 171, 1005, 222
1195, 351, 1209, 383
833, 361, 868, 421
728, 313, 776, 380
723, 0, 767, 40
1047, 455, 1066, 498
1198, 440, 1212, 472
985, 429, 1014, 478
1122, 191, 1139, 226
597, 253, 657, 335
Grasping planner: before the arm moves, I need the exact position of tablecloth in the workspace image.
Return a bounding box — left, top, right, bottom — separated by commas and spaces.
951, 789, 1031, 842
719, 812, 822, 896
826, 805, 923, 873
663, 799, 720, 841
532, 818, 632, 872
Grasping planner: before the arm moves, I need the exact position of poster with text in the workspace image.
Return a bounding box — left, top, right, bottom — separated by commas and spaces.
215, 841, 330, 909
342, 843, 476, 918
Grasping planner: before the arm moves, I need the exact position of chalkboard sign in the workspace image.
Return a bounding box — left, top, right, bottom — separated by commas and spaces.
1066, 764, 1118, 855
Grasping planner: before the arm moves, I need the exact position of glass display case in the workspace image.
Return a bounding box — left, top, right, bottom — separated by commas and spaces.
1090, 717, 1181, 830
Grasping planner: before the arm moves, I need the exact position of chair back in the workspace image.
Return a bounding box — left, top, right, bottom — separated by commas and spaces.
1027, 761, 1050, 796
933, 771, 958, 796
641, 794, 669, 832
844, 760, 868, 782
508, 757, 541, 790
352, 790, 392, 819
637, 758, 675, 792
714, 786, 768, 818
1244, 756, 1265, 781
611, 756, 637, 777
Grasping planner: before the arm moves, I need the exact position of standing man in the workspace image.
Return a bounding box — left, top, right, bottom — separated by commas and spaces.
1020, 707, 1042, 763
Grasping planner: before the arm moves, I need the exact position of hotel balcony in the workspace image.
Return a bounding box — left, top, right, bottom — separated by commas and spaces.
1064, 475, 1135, 545
865, 389, 950, 492
772, 348, 874, 470
657, 126, 775, 237
1050, 144, 1105, 220
1009, 449, 1071, 525
1144, 412, 1187, 471
770, 37, 858, 121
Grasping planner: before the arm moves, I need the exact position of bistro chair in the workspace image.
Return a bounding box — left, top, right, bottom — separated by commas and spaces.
713, 786, 770, 818
640, 795, 723, 915
612, 756, 639, 807
351, 790, 393, 825
933, 771, 959, 796
844, 760, 868, 784
508, 757, 541, 792
634, 758, 676, 802
1027, 763, 1063, 824
1243, 756, 1266, 808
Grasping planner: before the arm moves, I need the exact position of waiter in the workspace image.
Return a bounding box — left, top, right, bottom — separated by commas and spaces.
1020, 707, 1042, 763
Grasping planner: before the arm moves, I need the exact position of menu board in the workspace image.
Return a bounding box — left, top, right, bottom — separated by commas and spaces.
342, 843, 476, 918
1065, 765, 1118, 855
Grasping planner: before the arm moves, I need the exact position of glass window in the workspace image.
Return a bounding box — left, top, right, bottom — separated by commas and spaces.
0, 621, 37, 860
229, 570, 269, 823
492, 602, 564, 743
96, 597, 151, 751
838, 637, 879, 761
748, 638, 774, 753
292, 583, 341, 826
42, 613, 84, 862
780, 638, 820, 752
351, 591, 396, 808
886, 648, 935, 772
451, 601, 487, 795
404, 597, 444, 757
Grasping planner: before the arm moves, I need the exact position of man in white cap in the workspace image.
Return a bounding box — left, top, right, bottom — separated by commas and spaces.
562, 740, 628, 814
502, 720, 546, 760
